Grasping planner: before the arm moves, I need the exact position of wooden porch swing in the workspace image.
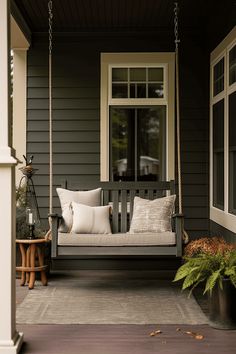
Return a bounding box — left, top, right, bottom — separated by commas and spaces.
46, 1, 188, 267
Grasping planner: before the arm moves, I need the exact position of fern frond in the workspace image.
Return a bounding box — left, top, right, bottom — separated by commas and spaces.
229, 274, 236, 288
228, 251, 236, 267
225, 266, 236, 277
204, 270, 221, 295
173, 262, 194, 282
182, 269, 202, 290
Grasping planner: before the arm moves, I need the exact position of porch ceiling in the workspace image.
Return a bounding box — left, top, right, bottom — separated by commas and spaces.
12, 0, 236, 34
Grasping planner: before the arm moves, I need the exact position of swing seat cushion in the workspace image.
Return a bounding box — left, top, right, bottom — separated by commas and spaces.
58, 231, 176, 247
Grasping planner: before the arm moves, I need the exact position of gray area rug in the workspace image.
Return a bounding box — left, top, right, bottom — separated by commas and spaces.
16, 271, 209, 325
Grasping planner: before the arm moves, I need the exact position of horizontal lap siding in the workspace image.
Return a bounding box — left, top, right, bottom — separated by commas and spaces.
27, 39, 100, 228
179, 35, 209, 238
27, 34, 209, 236
210, 221, 236, 244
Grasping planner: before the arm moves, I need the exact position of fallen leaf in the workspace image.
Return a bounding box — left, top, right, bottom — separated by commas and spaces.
149, 329, 162, 336
195, 334, 204, 340
185, 331, 194, 336
184, 331, 204, 340
149, 332, 156, 337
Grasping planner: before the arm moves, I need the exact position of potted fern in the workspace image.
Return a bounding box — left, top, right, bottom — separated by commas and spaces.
174, 237, 236, 329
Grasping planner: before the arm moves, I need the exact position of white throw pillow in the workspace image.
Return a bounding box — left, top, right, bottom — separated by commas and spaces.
56, 187, 101, 232
129, 195, 176, 234
71, 202, 111, 234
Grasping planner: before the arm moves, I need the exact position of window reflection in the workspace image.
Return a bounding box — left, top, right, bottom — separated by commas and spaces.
111, 67, 164, 99
110, 106, 166, 181
229, 45, 236, 86
213, 99, 224, 210
213, 58, 224, 96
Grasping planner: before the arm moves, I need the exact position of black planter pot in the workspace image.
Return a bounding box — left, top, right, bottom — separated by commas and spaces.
209, 278, 236, 329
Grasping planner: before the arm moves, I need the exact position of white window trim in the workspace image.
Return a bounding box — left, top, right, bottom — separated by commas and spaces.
100, 52, 175, 181
108, 63, 167, 104
210, 26, 236, 233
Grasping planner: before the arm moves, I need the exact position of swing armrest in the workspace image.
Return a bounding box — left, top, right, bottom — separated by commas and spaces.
48, 213, 62, 258
48, 213, 62, 223
172, 213, 184, 218
172, 213, 184, 257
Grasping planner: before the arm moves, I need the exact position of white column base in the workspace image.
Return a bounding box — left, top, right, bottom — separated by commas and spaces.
0, 332, 24, 354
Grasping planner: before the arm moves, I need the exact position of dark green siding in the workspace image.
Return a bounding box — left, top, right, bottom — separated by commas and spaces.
27, 33, 209, 237
210, 221, 236, 244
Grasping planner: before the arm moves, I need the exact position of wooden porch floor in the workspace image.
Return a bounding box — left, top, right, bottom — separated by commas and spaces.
16, 272, 236, 354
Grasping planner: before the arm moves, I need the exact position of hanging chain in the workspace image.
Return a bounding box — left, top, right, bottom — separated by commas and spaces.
174, 2, 189, 244
48, 0, 53, 217
48, 0, 53, 55
174, 0, 182, 215
174, 2, 180, 51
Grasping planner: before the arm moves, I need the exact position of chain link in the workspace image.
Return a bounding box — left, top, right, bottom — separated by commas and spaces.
174, 2, 180, 50
48, 0, 53, 54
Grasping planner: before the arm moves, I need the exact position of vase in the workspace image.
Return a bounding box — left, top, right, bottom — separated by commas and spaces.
209, 278, 236, 329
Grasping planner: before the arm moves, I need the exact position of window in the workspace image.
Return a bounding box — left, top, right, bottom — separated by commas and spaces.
229, 44, 236, 85
229, 91, 236, 214
210, 27, 236, 232
110, 106, 166, 181
101, 53, 175, 182
111, 67, 164, 99
212, 99, 224, 210
213, 57, 224, 96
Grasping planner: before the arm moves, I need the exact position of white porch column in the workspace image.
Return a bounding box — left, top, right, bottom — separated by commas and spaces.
12, 49, 27, 185
0, 0, 24, 353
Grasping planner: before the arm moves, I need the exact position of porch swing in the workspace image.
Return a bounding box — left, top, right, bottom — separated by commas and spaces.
47, 1, 187, 267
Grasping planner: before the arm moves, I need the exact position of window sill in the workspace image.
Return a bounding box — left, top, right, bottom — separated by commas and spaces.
210, 206, 236, 233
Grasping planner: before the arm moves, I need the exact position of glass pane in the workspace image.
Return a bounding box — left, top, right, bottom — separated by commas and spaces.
112, 84, 128, 98
110, 106, 166, 181
213, 152, 224, 209
229, 92, 236, 214
137, 107, 166, 181
148, 68, 163, 81
148, 83, 164, 98
213, 99, 224, 210
229, 91, 236, 146
137, 84, 146, 98
110, 108, 135, 181
130, 84, 135, 98
229, 45, 236, 85
229, 152, 236, 214
130, 68, 146, 81
112, 68, 128, 82
213, 58, 224, 96
130, 83, 146, 98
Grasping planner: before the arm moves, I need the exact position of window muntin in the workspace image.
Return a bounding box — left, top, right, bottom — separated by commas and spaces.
110, 106, 165, 181
111, 67, 164, 99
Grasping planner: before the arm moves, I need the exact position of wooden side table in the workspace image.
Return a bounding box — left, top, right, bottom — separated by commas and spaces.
16, 238, 49, 290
